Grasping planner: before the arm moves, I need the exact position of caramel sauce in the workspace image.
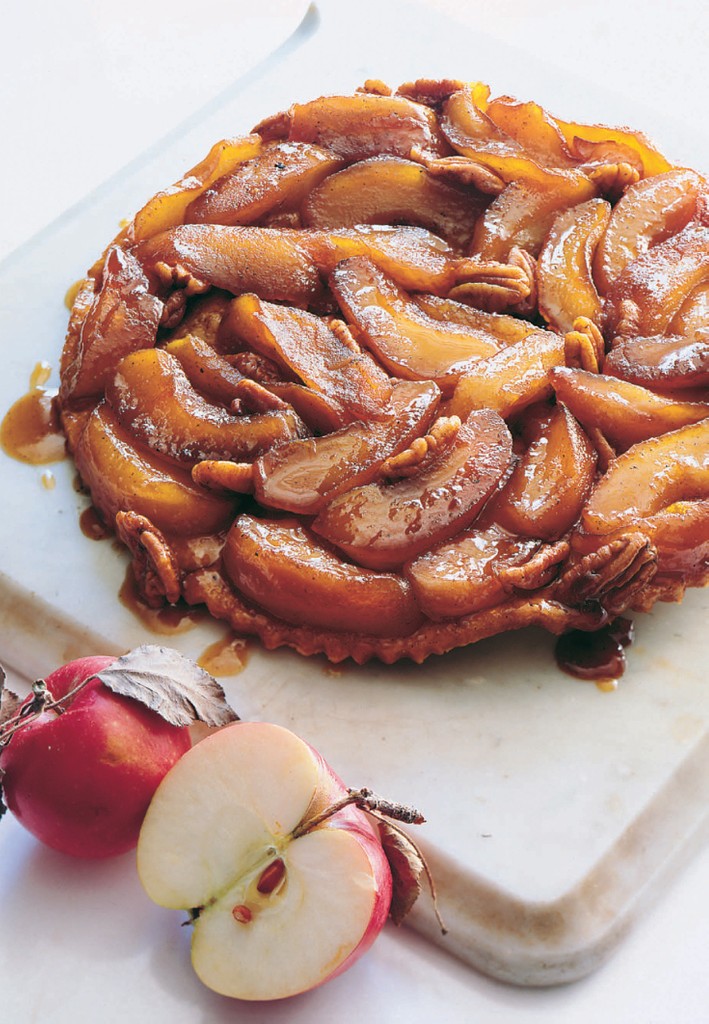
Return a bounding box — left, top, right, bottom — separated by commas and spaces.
1, 362, 66, 465
119, 565, 208, 635
198, 633, 252, 677
555, 617, 634, 689
79, 505, 113, 541
64, 279, 84, 310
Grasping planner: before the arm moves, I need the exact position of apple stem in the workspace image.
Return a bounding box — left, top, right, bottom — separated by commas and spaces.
0, 677, 92, 750
292, 787, 425, 839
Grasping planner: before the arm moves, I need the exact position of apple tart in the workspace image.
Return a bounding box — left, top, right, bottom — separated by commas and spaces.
58, 80, 709, 664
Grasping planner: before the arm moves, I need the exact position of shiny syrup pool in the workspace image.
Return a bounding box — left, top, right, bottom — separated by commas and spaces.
554, 617, 634, 690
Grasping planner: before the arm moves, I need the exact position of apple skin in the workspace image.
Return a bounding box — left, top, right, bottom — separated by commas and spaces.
0, 655, 192, 858
137, 722, 393, 1000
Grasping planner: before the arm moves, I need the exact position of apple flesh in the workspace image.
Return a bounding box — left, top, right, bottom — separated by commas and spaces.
137, 721, 393, 1001
0, 655, 192, 858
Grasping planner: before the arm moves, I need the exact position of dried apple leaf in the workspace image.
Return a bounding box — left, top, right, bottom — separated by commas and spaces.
0, 666, 22, 731
377, 818, 425, 926
93, 644, 239, 728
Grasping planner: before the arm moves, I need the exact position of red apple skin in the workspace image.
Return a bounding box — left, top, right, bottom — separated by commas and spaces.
0, 655, 192, 858
304, 745, 393, 986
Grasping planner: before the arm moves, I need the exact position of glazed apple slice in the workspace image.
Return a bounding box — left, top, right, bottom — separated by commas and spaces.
302, 155, 485, 249
469, 181, 581, 260
222, 515, 423, 637
225, 293, 392, 425
447, 329, 566, 420
537, 198, 611, 333
312, 408, 513, 570
330, 257, 499, 390
603, 334, 709, 392
593, 168, 706, 294
106, 348, 304, 465
257, 91, 446, 160
136, 224, 325, 306
581, 418, 709, 535
186, 142, 343, 225
551, 366, 709, 451
440, 86, 594, 198
490, 403, 597, 539
60, 246, 162, 402
603, 221, 709, 337
131, 135, 263, 240
413, 293, 536, 346
254, 380, 440, 514
137, 722, 393, 1001
405, 525, 540, 620
75, 403, 236, 536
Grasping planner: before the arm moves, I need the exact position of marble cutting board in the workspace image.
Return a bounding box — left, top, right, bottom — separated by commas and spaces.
1, 0, 707, 988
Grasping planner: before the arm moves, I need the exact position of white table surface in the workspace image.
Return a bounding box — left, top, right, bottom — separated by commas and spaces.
1, 1, 708, 1021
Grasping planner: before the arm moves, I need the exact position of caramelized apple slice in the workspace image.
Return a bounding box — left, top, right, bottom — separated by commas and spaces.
551, 366, 709, 450
136, 225, 324, 306
413, 293, 535, 345
603, 334, 709, 392
312, 409, 513, 570
75, 404, 236, 536
185, 142, 343, 225
440, 87, 595, 198
131, 136, 263, 241
260, 93, 447, 161
106, 348, 303, 465
222, 515, 424, 637
537, 198, 611, 333
639, 498, 709, 583
604, 221, 709, 337
484, 97, 574, 166
60, 246, 162, 403
470, 181, 582, 260
405, 525, 540, 619
302, 224, 460, 294
302, 156, 485, 250
448, 330, 566, 420
225, 294, 392, 424
164, 336, 245, 404
253, 380, 440, 514
593, 169, 705, 294
551, 116, 672, 178
490, 404, 597, 539
330, 257, 499, 390
581, 418, 709, 535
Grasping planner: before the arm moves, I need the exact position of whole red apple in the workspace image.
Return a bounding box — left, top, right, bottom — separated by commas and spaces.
0, 655, 192, 858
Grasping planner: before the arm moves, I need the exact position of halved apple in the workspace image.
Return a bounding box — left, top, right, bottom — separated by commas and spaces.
137, 722, 393, 1001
